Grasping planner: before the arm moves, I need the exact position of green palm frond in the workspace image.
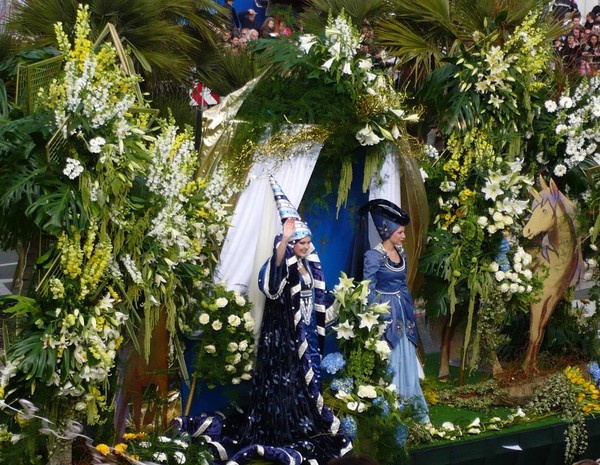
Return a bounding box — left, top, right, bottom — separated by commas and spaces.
6, 0, 223, 91
194, 46, 258, 96
376, 18, 449, 83
299, 0, 389, 33
375, 0, 562, 87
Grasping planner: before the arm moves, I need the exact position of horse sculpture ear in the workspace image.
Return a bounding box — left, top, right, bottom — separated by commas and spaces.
549, 177, 560, 193
538, 175, 549, 190
529, 187, 542, 203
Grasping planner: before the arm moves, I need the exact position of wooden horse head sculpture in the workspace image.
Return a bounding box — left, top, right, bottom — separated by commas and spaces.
522, 176, 583, 373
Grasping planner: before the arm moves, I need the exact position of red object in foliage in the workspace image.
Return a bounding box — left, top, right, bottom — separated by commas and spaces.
190, 82, 220, 108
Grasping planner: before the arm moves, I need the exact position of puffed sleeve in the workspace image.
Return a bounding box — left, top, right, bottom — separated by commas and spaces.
363, 249, 382, 305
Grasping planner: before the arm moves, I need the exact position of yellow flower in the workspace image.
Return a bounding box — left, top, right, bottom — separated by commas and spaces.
113, 443, 128, 455
96, 444, 110, 456
123, 432, 147, 440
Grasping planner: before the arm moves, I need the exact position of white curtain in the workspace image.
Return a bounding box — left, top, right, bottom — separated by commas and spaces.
367, 148, 402, 247
215, 127, 322, 331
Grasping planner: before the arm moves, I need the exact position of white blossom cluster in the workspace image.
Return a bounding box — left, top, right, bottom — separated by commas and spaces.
146, 126, 195, 201
321, 12, 361, 75
122, 253, 143, 284
545, 77, 600, 174
472, 44, 517, 109
63, 157, 84, 179
334, 380, 397, 414
2, 295, 127, 399
477, 159, 532, 236
423, 144, 440, 160
489, 247, 534, 296
57, 55, 136, 137
424, 408, 526, 439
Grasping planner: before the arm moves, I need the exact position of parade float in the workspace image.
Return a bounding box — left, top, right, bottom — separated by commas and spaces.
0, 0, 600, 464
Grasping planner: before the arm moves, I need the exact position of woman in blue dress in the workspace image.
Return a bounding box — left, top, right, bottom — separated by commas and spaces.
228, 177, 352, 465
363, 199, 429, 422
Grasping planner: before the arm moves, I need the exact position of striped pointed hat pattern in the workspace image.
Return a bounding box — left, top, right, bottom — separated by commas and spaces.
269, 176, 312, 243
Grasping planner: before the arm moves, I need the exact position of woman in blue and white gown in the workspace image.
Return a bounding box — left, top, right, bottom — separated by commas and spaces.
362, 199, 429, 422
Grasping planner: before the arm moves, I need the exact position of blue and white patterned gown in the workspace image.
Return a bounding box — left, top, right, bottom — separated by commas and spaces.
363, 243, 429, 422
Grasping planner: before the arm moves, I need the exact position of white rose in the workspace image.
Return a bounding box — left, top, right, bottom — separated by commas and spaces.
241, 373, 252, 380
212, 320, 223, 331
174, 451, 186, 464
477, 216, 489, 227
243, 311, 253, 322
227, 342, 238, 352
225, 364, 235, 372
199, 313, 210, 325
244, 321, 255, 331
513, 263, 523, 273
374, 340, 391, 358
239, 340, 249, 351
495, 271, 506, 282
357, 385, 378, 399
235, 294, 246, 306
488, 262, 499, 272
509, 283, 519, 293
215, 297, 228, 308
228, 315, 241, 327
153, 452, 168, 463
204, 345, 216, 354
231, 377, 241, 385
347, 401, 359, 411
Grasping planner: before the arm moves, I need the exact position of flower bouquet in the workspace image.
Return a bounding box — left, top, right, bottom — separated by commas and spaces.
321, 273, 417, 462
190, 284, 256, 388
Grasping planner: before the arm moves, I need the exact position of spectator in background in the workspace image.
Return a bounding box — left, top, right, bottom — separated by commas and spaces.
277, 18, 292, 37
584, 33, 600, 64
260, 17, 278, 38
239, 8, 260, 30
224, 0, 241, 31
553, 0, 579, 20
248, 28, 259, 41
584, 11, 596, 29
563, 32, 582, 69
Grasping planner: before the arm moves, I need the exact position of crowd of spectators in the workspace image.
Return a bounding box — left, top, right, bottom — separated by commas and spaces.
553, 2, 600, 75
220, 0, 295, 52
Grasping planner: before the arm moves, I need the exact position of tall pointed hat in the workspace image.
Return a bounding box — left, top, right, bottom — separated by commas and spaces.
269, 176, 312, 243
